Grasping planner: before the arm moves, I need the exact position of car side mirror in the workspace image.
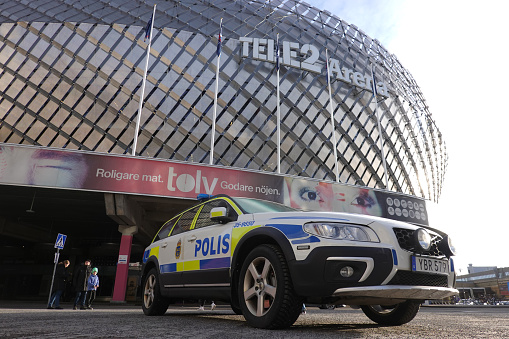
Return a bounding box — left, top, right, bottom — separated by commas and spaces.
210, 207, 237, 223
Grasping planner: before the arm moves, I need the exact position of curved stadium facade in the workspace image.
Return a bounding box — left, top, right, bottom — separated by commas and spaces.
0, 0, 447, 202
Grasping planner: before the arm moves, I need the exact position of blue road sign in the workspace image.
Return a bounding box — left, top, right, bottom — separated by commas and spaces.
54, 233, 67, 249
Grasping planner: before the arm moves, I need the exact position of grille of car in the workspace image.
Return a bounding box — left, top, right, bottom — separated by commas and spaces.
393, 228, 444, 257
387, 271, 449, 287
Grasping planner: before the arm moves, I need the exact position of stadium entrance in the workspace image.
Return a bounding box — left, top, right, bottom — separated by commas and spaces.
0, 184, 194, 302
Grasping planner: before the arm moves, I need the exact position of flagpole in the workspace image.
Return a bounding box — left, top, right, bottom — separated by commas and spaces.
276, 33, 281, 174
132, 4, 156, 156
326, 49, 340, 182
371, 64, 389, 189
210, 18, 223, 165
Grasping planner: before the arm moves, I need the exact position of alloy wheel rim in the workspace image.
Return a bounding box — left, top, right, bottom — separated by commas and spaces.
243, 257, 277, 317
144, 275, 155, 308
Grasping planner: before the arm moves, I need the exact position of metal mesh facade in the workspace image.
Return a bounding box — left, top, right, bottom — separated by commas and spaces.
0, 0, 447, 201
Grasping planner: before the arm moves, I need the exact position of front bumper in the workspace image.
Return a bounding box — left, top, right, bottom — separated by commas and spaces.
333, 285, 458, 300
289, 246, 394, 296
289, 245, 455, 298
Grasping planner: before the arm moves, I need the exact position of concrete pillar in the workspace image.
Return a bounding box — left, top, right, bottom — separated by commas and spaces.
112, 225, 137, 303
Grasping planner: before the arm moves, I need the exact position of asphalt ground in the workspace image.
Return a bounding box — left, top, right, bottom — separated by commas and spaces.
1, 301, 508, 338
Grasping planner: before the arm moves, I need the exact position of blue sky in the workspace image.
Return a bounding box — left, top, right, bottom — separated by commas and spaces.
305, 0, 509, 273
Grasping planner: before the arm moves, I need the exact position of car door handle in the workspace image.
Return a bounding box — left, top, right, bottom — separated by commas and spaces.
188, 235, 197, 242
161, 242, 168, 248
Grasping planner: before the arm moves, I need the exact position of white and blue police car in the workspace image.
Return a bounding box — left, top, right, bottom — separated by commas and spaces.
141, 194, 457, 329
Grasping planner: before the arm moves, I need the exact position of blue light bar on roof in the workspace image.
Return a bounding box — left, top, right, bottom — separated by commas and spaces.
197, 194, 213, 201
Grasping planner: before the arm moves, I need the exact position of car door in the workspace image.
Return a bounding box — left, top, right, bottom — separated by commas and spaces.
182, 198, 238, 287
157, 206, 199, 288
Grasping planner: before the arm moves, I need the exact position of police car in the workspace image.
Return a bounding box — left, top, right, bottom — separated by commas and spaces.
141, 194, 457, 329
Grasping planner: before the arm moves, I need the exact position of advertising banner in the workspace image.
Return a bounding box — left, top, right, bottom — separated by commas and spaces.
0, 144, 283, 202
0, 144, 428, 225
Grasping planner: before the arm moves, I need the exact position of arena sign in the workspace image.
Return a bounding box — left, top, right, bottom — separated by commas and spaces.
239, 37, 389, 97
0, 144, 428, 226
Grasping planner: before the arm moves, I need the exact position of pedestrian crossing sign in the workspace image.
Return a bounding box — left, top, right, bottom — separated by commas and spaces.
54, 233, 67, 249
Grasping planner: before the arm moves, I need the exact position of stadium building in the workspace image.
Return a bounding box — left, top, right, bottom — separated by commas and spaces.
0, 0, 447, 302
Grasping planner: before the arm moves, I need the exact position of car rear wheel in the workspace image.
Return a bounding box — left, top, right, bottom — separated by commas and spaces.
230, 305, 243, 315
360, 300, 421, 326
142, 268, 170, 316
238, 244, 303, 329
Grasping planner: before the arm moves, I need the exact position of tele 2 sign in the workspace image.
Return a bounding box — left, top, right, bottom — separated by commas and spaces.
239, 37, 389, 97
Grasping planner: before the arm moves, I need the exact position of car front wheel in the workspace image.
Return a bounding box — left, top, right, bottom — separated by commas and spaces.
238, 244, 303, 329
360, 300, 421, 326
142, 268, 170, 316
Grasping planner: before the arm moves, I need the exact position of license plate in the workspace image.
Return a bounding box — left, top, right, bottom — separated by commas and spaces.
412, 256, 449, 275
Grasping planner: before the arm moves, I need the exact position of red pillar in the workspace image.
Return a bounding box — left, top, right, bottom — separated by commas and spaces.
112, 226, 137, 302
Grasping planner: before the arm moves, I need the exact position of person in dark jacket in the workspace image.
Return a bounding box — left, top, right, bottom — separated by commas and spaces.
73, 259, 92, 310
47, 260, 70, 309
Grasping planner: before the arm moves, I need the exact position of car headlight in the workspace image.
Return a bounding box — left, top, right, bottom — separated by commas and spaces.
413, 228, 431, 252
438, 235, 457, 257
303, 222, 378, 242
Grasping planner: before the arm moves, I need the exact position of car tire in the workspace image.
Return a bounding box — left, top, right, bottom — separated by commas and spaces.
142, 268, 170, 316
360, 300, 421, 326
238, 244, 303, 329
230, 305, 243, 315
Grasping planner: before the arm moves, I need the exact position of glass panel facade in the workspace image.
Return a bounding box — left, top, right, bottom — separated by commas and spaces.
0, 0, 448, 201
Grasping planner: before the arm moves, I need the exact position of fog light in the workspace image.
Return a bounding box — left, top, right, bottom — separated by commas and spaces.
413, 228, 431, 252
438, 235, 457, 257
340, 266, 354, 278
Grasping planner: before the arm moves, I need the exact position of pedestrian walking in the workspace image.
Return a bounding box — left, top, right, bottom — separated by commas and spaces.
72, 259, 92, 310
198, 299, 216, 311
47, 260, 70, 309
85, 267, 99, 310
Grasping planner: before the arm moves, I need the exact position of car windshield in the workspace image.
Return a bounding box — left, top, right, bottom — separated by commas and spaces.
232, 197, 296, 214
